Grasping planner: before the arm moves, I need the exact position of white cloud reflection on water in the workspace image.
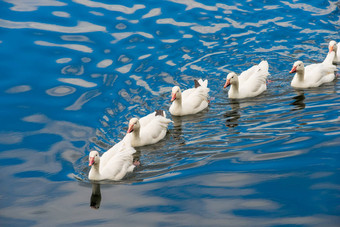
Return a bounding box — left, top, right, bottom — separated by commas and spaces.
5, 0, 66, 12
0, 19, 106, 33
1, 172, 339, 226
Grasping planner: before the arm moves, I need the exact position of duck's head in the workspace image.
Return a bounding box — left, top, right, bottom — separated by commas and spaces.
127, 118, 140, 133
224, 72, 238, 88
289, 61, 304, 74
171, 86, 181, 101
329, 40, 337, 53
89, 151, 100, 166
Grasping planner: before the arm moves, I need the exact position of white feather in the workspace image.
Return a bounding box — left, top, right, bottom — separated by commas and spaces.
123, 110, 172, 147
169, 79, 210, 116
88, 140, 136, 181
225, 60, 269, 99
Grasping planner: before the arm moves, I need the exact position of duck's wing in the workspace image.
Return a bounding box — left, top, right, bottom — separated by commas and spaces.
139, 111, 158, 127
181, 86, 209, 113
140, 115, 172, 144
241, 61, 269, 93
181, 87, 196, 99
238, 65, 260, 83
239, 61, 269, 84
100, 141, 124, 169
101, 144, 136, 181
314, 63, 337, 85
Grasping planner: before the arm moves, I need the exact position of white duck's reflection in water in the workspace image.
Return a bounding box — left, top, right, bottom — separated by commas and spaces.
290, 91, 306, 111
224, 100, 241, 128
170, 109, 209, 145
169, 116, 185, 145
90, 183, 101, 209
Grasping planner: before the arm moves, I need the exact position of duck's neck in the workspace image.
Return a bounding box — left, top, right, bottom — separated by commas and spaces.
323, 51, 335, 65
230, 83, 239, 97
171, 97, 183, 115
296, 69, 305, 82
89, 163, 101, 180
173, 98, 182, 110
130, 129, 141, 146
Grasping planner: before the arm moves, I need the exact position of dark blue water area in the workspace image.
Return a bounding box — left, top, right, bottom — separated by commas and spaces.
0, 0, 340, 226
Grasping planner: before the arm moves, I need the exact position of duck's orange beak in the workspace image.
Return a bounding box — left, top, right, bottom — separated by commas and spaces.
89, 157, 95, 166
127, 124, 134, 133
289, 66, 297, 74
223, 79, 230, 88
329, 45, 334, 53
171, 93, 176, 102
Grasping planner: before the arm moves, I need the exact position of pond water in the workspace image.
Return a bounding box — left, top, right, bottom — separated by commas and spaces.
0, 0, 339, 226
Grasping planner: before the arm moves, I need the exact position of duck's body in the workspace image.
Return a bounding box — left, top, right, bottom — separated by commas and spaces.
169, 79, 209, 116
123, 110, 172, 147
289, 59, 336, 88
224, 60, 269, 99
88, 141, 136, 181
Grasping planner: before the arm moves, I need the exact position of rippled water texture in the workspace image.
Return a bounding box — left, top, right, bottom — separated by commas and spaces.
0, 0, 340, 226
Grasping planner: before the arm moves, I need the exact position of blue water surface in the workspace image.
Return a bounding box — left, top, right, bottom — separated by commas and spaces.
0, 0, 340, 226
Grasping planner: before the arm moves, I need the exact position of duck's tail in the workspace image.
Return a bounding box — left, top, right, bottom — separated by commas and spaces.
197, 79, 208, 88
258, 60, 269, 71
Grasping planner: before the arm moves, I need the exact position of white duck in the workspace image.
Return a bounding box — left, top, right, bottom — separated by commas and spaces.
88, 141, 137, 181
169, 79, 210, 116
326, 40, 339, 65
289, 58, 336, 88
223, 60, 269, 99
123, 110, 172, 147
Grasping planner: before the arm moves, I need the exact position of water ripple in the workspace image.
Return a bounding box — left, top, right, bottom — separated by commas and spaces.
156, 18, 195, 27
58, 78, 97, 88
116, 63, 133, 74
111, 31, 154, 43
46, 85, 76, 97
5, 0, 66, 12
281, 1, 338, 16
52, 11, 70, 18
96, 59, 113, 68
65, 89, 101, 110
73, 0, 145, 14
0, 19, 106, 33
35, 40, 93, 53
5, 85, 31, 94
169, 0, 218, 11
142, 8, 162, 19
